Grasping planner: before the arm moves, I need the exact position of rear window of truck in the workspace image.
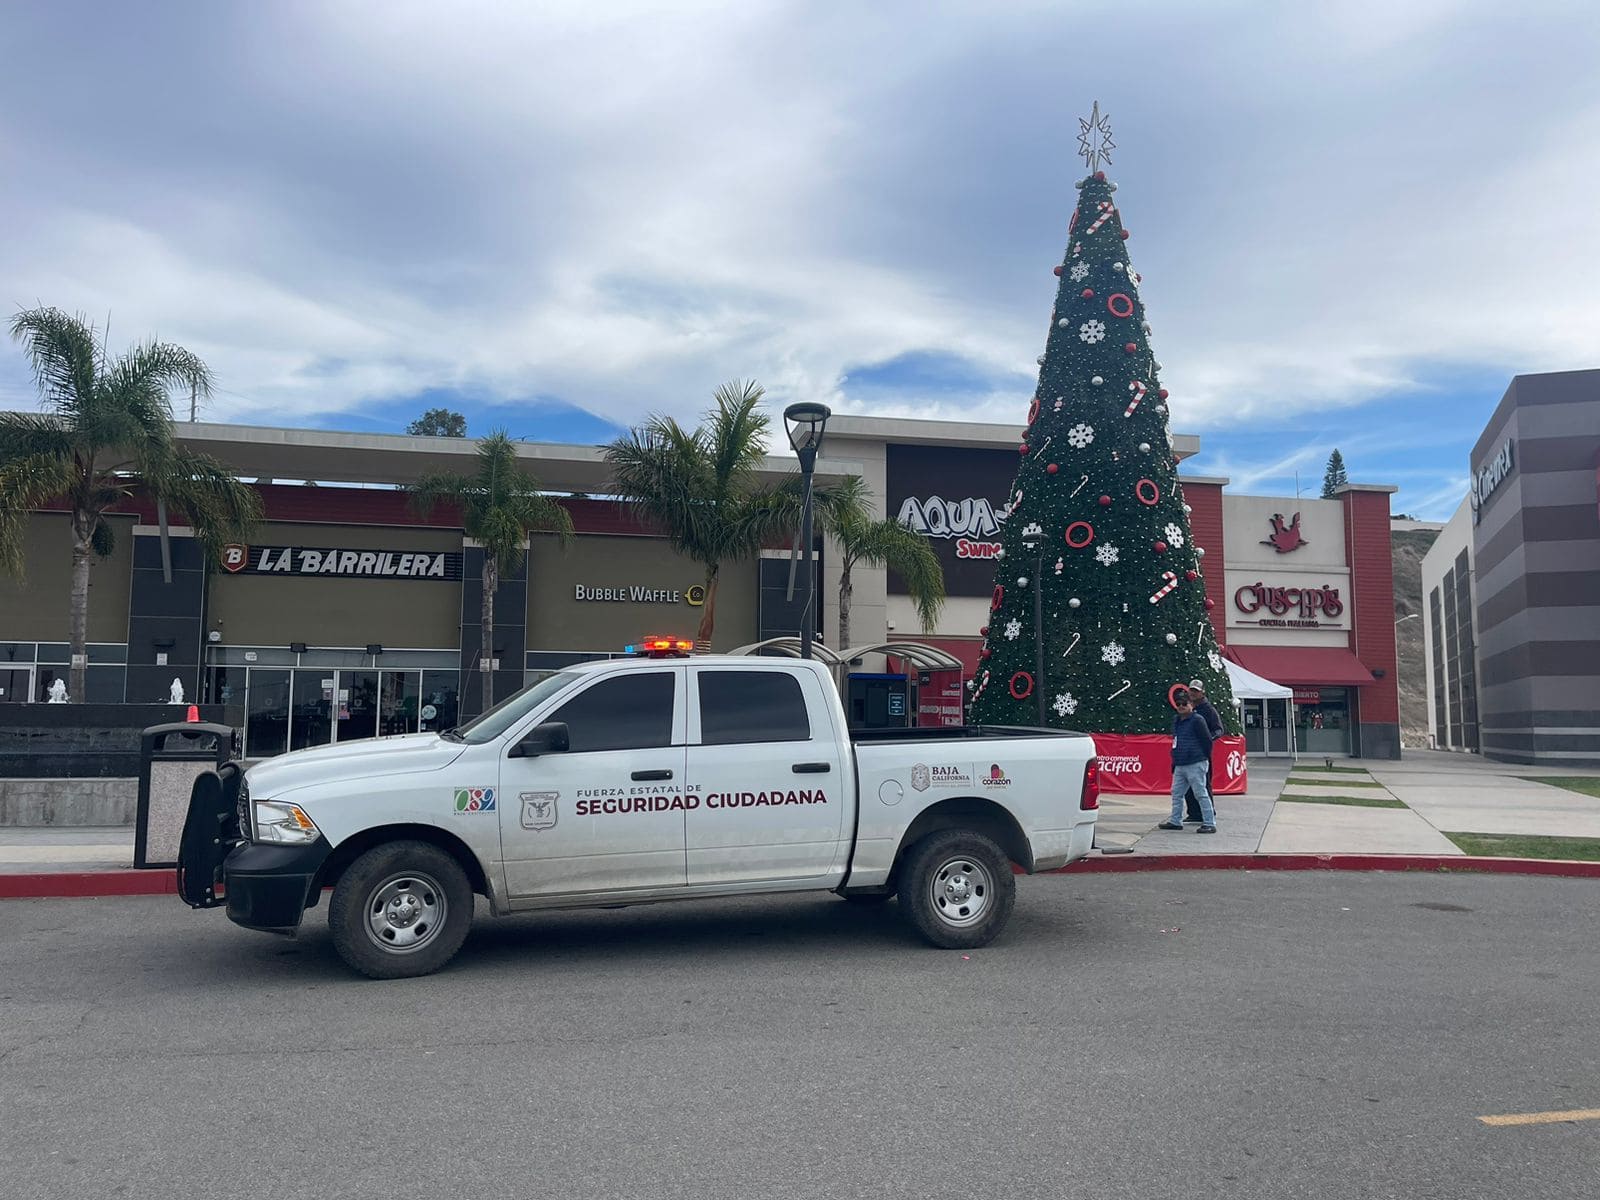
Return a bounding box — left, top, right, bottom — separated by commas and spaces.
697, 670, 810, 745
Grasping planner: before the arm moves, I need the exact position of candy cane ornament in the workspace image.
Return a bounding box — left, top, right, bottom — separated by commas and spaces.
1033, 436, 1053, 459
1071, 474, 1090, 498
1061, 632, 1081, 657
1149, 571, 1179, 604
1125, 379, 1147, 417
1086, 200, 1117, 235
1107, 678, 1132, 701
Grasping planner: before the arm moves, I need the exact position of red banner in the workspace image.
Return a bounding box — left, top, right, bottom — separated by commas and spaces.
915, 669, 966, 727
1090, 733, 1248, 795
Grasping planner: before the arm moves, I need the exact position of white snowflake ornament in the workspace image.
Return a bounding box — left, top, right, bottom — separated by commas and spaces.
1068, 261, 1090, 282
1078, 320, 1106, 344
1101, 641, 1126, 666
1163, 524, 1186, 547
1052, 692, 1079, 717
1004, 618, 1022, 641
1095, 543, 1120, 566
1208, 651, 1224, 672
1022, 521, 1043, 540
1066, 423, 1095, 448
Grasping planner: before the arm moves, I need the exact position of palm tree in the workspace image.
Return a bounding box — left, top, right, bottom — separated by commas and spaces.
1, 307, 262, 701
814, 476, 945, 652
604, 380, 789, 647
411, 430, 573, 713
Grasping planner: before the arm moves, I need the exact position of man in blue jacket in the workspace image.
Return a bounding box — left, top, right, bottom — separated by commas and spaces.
1158, 688, 1217, 834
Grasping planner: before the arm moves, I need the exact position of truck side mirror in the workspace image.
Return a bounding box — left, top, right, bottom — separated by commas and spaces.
510, 721, 570, 758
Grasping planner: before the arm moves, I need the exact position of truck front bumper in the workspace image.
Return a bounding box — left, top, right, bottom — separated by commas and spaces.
223, 839, 331, 935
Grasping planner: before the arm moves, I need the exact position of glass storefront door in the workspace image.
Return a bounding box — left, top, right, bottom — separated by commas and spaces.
338, 670, 380, 742
291, 672, 333, 751
247, 670, 291, 758
0, 667, 30, 703
1296, 687, 1352, 755
379, 670, 420, 736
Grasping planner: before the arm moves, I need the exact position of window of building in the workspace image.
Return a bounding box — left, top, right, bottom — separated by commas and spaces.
548, 672, 675, 753
697, 670, 811, 745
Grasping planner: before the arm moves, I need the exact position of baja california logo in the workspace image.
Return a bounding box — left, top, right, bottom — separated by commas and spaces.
453, 787, 496, 813
1260, 513, 1307, 554
222, 544, 250, 573
520, 791, 558, 830
910, 764, 931, 792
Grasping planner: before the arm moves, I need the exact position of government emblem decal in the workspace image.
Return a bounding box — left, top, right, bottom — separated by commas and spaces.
453, 786, 496, 813
520, 792, 559, 830
910, 764, 931, 792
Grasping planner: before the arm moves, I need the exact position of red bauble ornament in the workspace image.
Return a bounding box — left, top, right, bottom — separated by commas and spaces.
1046, 463, 1059, 474
1094, 170, 1106, 181
1018, 443, 1029, 455
979, 625, 989, 637
1098, 494, 1111, 507
1053, 265, 1064, 277
1009, 671, 1035, 700
1154, 540, 1168, 553
1185, 570, 1198, 582
1120, 230, 1130, 240
1106, 293, 1133, 319
1081, 288, 1094, 298
1123, 342, 1138, 354
1064, 521, 1095, 548
1158, 388, 1169, 400
1204, 598, 1215, 610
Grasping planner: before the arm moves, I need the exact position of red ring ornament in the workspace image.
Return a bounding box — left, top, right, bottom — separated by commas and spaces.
1167, 683, 1190, 710
1135, 478, 1160, 506
1106, 293, 1134, 319
991, 584, 1005, 612
1064, 521, 1095, 548
1069, 208, 1079, 232
1009, 671, 1035, 700
1027, 397, 1040, 424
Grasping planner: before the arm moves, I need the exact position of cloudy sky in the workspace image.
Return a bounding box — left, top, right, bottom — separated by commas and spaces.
3, 0, 1598, 518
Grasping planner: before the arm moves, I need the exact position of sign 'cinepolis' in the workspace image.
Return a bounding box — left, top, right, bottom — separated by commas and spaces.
1470, 437, 1515, 525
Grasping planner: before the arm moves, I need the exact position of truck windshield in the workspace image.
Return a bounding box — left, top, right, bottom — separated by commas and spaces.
450, 671, 583, 744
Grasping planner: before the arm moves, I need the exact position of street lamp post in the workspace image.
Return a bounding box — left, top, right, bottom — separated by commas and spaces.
783, 401, 832, 660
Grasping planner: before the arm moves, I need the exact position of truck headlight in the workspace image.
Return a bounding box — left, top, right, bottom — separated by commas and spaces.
253, 801, 321, 845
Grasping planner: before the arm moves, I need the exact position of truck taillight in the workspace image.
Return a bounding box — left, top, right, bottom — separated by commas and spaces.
1079, 757, 1100, 810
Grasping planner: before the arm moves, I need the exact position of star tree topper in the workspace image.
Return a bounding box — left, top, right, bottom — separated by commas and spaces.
1077, 100, 1114, 174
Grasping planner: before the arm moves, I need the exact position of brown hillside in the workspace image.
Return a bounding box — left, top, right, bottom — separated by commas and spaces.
1391, 527, 1439, 748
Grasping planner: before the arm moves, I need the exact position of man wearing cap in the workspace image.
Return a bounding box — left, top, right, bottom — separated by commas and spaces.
1182, 679, 1224, 823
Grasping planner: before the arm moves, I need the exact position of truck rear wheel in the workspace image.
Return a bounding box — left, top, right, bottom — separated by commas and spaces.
329, 841, 474, 979
900, 829, 1015, 950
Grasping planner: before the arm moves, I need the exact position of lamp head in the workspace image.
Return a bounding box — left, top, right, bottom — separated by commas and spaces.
783, 401, 832, 465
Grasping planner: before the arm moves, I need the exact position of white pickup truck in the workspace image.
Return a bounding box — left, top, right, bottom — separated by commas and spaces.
178, 654, 1100, 978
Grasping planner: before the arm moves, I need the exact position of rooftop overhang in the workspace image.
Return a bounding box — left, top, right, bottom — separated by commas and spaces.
823, 413, 1202, 460
174, 422, 860, 492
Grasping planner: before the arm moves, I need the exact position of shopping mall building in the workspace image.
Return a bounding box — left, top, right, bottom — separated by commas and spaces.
1, 414, 1401, 759
1422, 369, 1600, 766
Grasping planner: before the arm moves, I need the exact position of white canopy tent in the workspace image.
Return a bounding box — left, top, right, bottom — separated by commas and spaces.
1222, 657, 1298, 759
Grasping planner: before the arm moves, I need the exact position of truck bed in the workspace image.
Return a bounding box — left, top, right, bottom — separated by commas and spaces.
850, 724, 1093, 744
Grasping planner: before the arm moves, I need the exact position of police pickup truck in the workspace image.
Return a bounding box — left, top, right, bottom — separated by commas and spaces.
178, 654, 1099, 978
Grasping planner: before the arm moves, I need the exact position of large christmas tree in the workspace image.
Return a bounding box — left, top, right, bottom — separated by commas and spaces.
968, 107, 1238, 735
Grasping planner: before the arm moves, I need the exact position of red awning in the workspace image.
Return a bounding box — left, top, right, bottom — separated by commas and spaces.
1223, 645, 1376, 687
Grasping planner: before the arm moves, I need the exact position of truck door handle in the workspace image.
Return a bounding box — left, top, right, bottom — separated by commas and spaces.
792, 762, 831, 774
631, 769, 674, 781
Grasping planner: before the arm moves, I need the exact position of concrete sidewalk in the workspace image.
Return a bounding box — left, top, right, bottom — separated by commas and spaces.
3, 751, 1598, 893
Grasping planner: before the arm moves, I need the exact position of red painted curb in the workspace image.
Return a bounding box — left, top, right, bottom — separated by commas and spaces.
1050, 853, 1600, 878
0, 871, 178, 899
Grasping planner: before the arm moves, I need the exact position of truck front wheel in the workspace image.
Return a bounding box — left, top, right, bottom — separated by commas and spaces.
900, 830, 1016, 950
329, 841, 474, 979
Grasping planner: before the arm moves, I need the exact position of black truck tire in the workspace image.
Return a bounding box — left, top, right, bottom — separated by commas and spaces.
329, 841, 474, 979
900, 829, 1016, 950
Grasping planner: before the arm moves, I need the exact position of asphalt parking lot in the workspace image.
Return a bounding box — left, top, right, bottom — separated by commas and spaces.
2, 871, 1596, 1200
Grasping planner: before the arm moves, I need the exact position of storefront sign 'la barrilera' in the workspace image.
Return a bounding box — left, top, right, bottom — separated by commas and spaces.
221, 544, 463, 581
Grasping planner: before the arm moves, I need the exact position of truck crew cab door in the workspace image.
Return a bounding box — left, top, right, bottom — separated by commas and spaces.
683, 665, 847, 886
498, 666, 688, 900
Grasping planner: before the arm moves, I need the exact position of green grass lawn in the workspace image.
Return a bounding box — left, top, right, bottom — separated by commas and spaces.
1286, 776, 1387, 788
1445, 832, 1600, 861
1519, 777, 1600, 799
1280, 794, 1408, 809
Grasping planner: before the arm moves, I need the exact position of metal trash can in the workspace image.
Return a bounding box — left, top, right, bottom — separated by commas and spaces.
135, 723, 237, 869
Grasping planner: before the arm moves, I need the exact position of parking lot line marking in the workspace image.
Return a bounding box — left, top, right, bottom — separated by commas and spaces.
1478, 1108, 1600, 1127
